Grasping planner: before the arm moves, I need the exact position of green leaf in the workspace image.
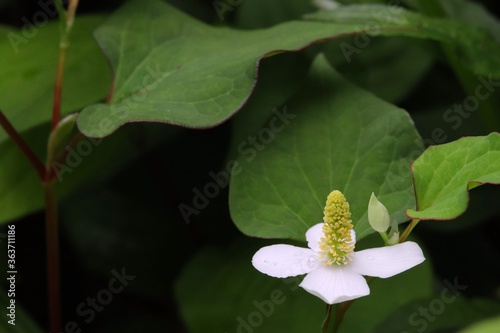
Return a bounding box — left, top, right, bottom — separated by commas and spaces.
229, 52, 312, 151
0, 15, 111, 145
322, 37, 435, 103
461, 316, 500, 333
76, 0, 366, 138
407, 133, 500, 220
175, 235, 432, 333
78, 1, 500, 138
305, 5, 500, 79
229, 55, 423, 242
439, 0, 500, 42
46, 113, 78, 166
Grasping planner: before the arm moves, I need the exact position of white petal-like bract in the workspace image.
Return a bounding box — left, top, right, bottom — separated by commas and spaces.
252, 244, 318, 278
299, 265, 370, 304
306, 223, 324, 252
349, 241, 425, 278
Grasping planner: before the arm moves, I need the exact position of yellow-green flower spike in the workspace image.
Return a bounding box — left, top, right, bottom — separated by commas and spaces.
320, 190, 355, 265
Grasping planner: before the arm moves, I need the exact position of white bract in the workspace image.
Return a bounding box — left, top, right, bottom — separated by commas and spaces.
252, 191, 425, 304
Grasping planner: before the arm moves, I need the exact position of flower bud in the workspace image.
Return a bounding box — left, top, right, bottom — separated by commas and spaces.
368, 193, 390, 233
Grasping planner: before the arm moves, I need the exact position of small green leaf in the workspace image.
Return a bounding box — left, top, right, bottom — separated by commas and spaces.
46, 113, 78, 166
407, 133, 500, 220
229, 55, 423, 241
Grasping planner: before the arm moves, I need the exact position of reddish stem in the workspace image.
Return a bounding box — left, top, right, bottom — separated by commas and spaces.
105, 78, 115, 104
45, 183, 61, 333
0, 110, 45, 180
52, 46, 67, 130
67, 0, 80, 27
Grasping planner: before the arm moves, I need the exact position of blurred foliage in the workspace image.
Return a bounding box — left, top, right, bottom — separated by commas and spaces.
0, 1, 499, 333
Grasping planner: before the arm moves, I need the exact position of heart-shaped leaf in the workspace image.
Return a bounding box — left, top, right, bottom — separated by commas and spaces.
77, 1, 499, 138
229, 55, 424, 242
76, 0, 366, 138
407, 133, 500, 220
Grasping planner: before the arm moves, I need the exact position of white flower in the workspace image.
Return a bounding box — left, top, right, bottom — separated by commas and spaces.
252, 191, 425, 304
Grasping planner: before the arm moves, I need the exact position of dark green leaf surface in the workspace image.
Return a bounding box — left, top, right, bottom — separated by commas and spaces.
236, 0, 316, 28
229, 56, 423, 241
322, 37, 434, 103
439, 0, 500, 42
0, 15, 111, 144
305, 5, 500, 78
375, 296, 500, 333
407, 133, 500, 220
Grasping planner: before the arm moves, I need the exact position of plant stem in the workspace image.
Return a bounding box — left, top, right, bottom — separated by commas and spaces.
0, 110, 45, 179
321, 304, 338, 333
66, 0, 80, 28
52, 0, 80, 130
399, 219, 420, 243
44, 182, 61, 333
45, 2, 80, 331
52, 46, 67, 130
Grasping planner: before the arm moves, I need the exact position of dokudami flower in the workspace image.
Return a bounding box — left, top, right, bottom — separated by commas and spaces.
252, 190, 425, 304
